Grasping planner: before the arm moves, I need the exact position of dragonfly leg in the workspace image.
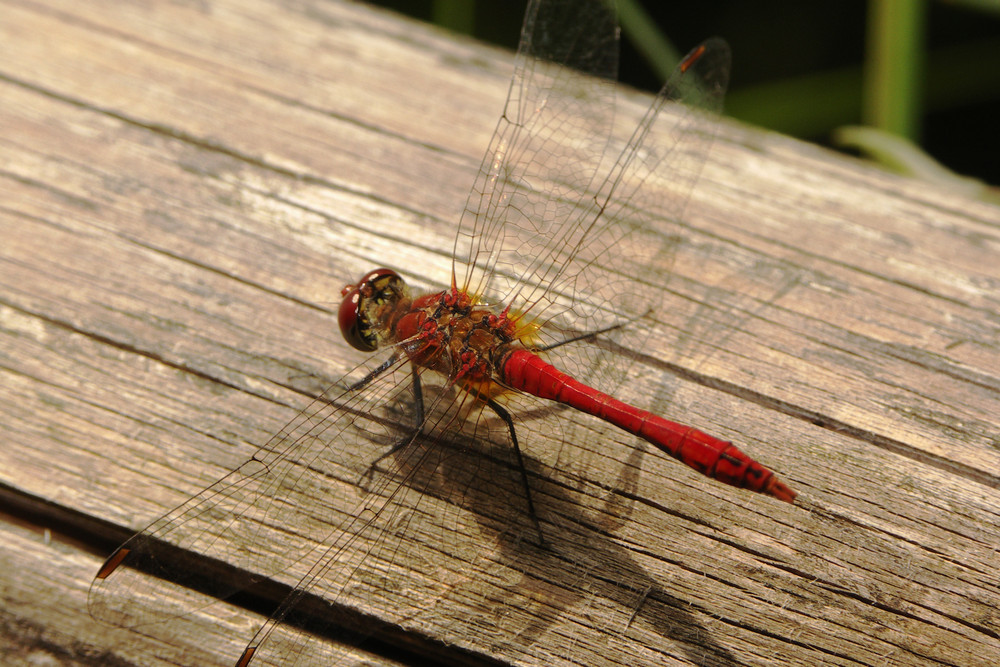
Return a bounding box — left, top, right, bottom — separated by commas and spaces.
485, 398, 546, 548
346, 355, 399, 392
535, 311, 649, 353
358, 365, 425, 482
410, 365, 425, 426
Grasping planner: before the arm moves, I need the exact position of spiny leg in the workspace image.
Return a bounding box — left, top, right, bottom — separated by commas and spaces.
346, 355, 399, 392
486, 398, 546, 548
287, 353, 399, 405
362, 365, 425, 479
536, 314, 644, 353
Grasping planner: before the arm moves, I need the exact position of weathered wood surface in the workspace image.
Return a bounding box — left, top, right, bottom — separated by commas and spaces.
2, 0, 999, 665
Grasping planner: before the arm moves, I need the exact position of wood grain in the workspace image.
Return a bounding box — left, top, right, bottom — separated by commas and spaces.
2, 0, 999, 665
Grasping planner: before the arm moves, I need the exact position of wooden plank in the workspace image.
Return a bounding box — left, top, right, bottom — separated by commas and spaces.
1, 0, 999, 666
0, 496, 403, 666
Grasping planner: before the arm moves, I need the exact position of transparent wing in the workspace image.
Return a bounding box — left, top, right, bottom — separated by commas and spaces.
454, 0, 730, 395
89, 343, 543, 664
88, 350, 421, 629
236, 386, 550, 666
454, 0, 619, 305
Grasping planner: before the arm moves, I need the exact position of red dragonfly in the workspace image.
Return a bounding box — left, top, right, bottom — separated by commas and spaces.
90, 0, 795, 664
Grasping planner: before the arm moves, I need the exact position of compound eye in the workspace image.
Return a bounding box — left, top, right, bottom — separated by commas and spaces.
338, 285, 371, 351
338, 269, 401, 351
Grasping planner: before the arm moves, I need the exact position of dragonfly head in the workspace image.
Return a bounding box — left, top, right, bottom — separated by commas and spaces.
339, 268, 408, 351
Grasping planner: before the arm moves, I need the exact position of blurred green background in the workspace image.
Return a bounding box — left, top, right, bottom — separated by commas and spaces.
368, 0, 1000, 191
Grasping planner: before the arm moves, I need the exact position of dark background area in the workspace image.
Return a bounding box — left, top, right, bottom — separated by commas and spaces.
372, 0, 1000, 187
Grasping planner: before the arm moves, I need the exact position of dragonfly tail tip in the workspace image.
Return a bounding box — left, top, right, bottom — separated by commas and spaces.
766, 477, 798, 504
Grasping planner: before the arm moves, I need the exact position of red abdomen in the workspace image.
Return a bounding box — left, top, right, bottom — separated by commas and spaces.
500, 348, 796, 503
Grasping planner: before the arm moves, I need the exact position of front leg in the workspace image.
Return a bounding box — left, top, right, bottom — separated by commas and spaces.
360, 365, 426, 481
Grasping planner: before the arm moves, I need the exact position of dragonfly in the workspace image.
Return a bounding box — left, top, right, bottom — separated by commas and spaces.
90, 0, 796, 664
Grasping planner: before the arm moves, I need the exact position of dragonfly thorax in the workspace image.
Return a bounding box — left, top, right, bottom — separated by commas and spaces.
338, 269, 521, 392
394, 288, 520, 392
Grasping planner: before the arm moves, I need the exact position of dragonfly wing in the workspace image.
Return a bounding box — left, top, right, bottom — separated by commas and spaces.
88, 350, 424, 630
455, 1, 731, 395
453, 0, 620, 311
561, 37, 731, 388
239, 380, 552, 665
90, 342, 548, 662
